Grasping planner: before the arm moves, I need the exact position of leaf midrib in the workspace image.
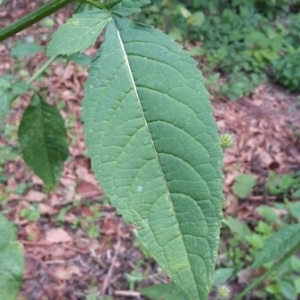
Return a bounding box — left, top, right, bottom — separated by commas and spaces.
37, 102, 54, 184
114, 19, 198, 297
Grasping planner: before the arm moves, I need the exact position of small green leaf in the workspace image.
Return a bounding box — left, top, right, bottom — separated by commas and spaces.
252, 224, 300, 268
233, 173, 257, 198
0, 213, 24, 300
293, 189, 300, 198
294, 277, 300, 294
47, 11, 112, 56
266, 283, 282, 295
179, 5, 191, 18
169, 28, 183, 41
290, 255, 300, 272
222, 216, 251, 242
0, 78, 34, 121
139, 283, 188, 300
288, 201, 300, 219
111, 0, 150, 16
246, 233, 265, 249
11, 43, 44, 56
11, 81, 33, 95
18, 93, 68, 189
281, 281, 297, 300
188, 11, 205, 26
67, 53, 94, 66
256, 205, 280, 224
0, 77, 11, 89
256, 221, 272, 235
212, 268, 235, 285
0, 146, 18, 165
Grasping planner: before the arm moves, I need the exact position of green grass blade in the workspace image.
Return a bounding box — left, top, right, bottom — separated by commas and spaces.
252, 223, 300, 268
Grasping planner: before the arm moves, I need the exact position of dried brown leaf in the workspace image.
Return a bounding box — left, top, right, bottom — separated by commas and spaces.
45, 228, 72, 243
25, 190, 45, 202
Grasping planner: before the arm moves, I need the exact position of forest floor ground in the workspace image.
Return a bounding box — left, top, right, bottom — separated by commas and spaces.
1, 2, 300, 299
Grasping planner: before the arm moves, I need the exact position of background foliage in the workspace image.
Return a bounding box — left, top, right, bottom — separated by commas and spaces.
134, 0, 300, 100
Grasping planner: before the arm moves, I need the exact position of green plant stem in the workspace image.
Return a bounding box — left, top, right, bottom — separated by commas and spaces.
0, 0, 75, 42
233, 242, 300, 300
9, 55, 59, 104
27, 55, 59, 84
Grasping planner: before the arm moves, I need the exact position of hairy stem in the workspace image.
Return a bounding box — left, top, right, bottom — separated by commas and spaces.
233, 242, 300, 300
0, 0, 74, 42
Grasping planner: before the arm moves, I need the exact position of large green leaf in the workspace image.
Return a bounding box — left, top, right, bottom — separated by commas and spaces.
139, 283, 188, 300
47, 11, 111, 56
140, 267, 235, 300
111, 0, 150, 16
18, 93, 68, 189
0, 213, 24, 300
252, 223, 300, 268
83, 17, 223, 299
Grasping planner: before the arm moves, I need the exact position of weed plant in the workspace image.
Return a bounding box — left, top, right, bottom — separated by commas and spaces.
135, 0, 300, 100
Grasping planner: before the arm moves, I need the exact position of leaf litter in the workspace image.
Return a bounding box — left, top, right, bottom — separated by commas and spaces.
0, 1, 300, 299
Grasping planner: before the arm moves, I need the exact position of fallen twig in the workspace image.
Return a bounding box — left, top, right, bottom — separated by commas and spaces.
114, 290, 141, 297
100, 224, 122, 297
21, 240, 52, 246
21, 240, 88, 254
26, 254, 61, 282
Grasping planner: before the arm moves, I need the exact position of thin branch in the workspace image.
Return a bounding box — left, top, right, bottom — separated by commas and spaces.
0, 0, 75, 42
114, 291, 141, 297
101, 224, 122, 297
27, 55, 59, 84
26, 254, 61, 282
7, 55, 59, 106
